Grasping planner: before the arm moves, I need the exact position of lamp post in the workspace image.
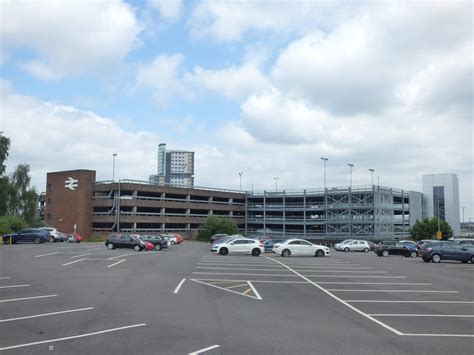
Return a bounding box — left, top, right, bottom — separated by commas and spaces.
274, 177, 279, 191
347, 164, 354, 188
238, 172, 243, 190
369, 169, 375, 186
320, 157, 328, 189
112, 153, 117, 181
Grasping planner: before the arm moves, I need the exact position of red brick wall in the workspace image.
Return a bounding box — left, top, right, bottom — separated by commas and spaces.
44, 170, 96, 237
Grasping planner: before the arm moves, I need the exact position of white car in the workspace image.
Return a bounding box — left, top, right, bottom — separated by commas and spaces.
210, 237, 265, 256
334, 239, 354, 250
336, 240, 371, 252
39, 227, 66, 242
272, 239, 330, 257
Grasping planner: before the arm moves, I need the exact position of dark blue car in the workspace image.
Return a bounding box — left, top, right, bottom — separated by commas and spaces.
3, 229, 50, 244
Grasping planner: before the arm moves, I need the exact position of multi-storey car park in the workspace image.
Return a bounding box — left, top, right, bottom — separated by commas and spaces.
40, 169, 441, 242
245, 187, 423, 240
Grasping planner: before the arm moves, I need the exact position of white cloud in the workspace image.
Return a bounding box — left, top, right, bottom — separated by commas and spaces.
136, 54, 185, 105
184, 61, 270, 101
148, 0, 183, 22
0, 80, 159, 189
188, 0, 319, 41
1, 0, 141, 79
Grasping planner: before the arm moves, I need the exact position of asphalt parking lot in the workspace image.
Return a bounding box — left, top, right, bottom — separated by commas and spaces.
0, 242, 472, 354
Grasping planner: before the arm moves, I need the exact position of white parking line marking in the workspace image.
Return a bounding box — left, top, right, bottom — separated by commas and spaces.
195, 267, 290, 272
0, 307, 94, 323
327, 289, 459, 293
369, 314, 474, 317
265, 257, 404, 336
347, 300, 474, 303
194, 279, 309, 284
247, 281, 262, 300
0, 294, 58, 303
401, 333, 474, 338
62, 258, 85, 266
301, 270, 388, 274
190, 279, 261, 300
192, 272, 406, 278
173, 278, 186, 294
71, 253, 91, 259
107, 253, 136, 260
0, 284, 30, 289
313, 282, 432, 285
34, 252, 60, 258
0, 277, 10, 280
0, 323, 147, 351
107, 259, 126, 268
188, 344, 220, 354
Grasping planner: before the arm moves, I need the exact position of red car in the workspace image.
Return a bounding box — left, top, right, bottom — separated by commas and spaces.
144, 241, 154, 251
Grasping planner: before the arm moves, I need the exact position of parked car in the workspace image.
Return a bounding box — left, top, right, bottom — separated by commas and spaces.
38, 227, 67, 242
273, 239, 330, 257
334, 239, 354, 250
163, 234, 178, 245
420, 241, 474, 263
336, 240, 371, 252
210, 237, 264, 256
209, 233, 229, 244
452, 239, 474, 247
105, 234, 146, 251
66, 233, 82, 243
143, 241, 154, 251
262, 239, 275, 252
399, 240, 418, 256
138, 235, 168, 250
375, 241, 418, 258
172, 233, 184, 244
211, 234, 243, 245
3, 229, 50, 244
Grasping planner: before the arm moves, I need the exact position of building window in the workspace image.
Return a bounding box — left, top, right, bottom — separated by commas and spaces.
433, 186, 445, 221
47, 213, 52, 221
47, 198, 52, 205
47, 183, 53, 192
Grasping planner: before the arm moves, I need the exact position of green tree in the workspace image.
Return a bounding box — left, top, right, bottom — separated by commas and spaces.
0, 135, 10, 175
409, 217, 453, 241
0, 216, 27, 235
197, 215, 239, 241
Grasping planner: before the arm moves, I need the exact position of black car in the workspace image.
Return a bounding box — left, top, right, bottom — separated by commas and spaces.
374, 241, 418, 258
105, 234, 146, 251
420, 241, 474, 263
2, 229, 50, 244
209, 233, 228, 244
138, 235, 168, 250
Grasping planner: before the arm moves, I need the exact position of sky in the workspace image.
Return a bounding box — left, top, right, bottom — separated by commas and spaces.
0, 0, 472, 220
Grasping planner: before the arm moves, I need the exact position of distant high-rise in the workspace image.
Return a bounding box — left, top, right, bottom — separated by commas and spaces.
422, 173, 460, 236
149, 143, 194, 187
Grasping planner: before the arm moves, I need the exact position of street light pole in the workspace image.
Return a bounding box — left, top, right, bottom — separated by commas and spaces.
274, 177, 279, 191
238, 172, 243, 190
112, 153, 117, 181
369, 169, 375, 186
347, 164, 354, 189
320, 157, 328, 189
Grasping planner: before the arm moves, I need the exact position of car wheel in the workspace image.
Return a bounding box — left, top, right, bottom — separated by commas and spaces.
423, 257, 430, 262
154, 244, 161, 251
282, 249, 291, 257
171, 241, 176, 245
107, 243, 115, 250
315, 249, 325, 257
461, 260, 468, 264
49, 236, 55, 243
382, 250, 389, 257
344, 247, 349, 252
363, 247, 369, 253
431, 254, 441, 263
34, 237, 41, 244
251, 248, 261, 257
219, 247, 228, 256
410, 251, 417, 258
134, 245, 142, 252
471, 255, 474, 263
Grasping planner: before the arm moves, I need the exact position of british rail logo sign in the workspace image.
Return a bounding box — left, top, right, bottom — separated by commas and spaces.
65, 177, 79, 191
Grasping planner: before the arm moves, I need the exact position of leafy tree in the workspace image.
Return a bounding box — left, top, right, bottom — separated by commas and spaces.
0, 136, 38, 225
197, 215, 239, 241
409, 217, 453, 241
0, 135, 10, 175
0, 216, 27, 235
